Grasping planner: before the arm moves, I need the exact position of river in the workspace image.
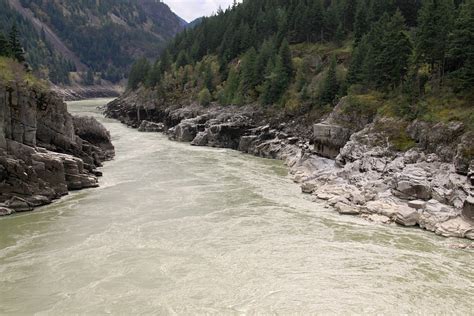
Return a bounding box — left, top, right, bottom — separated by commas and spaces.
0, 99, 472, 314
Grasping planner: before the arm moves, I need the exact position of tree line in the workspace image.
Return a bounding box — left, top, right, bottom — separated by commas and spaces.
128, 0, 473, 108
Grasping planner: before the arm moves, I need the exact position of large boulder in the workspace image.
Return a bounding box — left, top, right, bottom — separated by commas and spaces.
395, 207, 420, 226
138, 120, 165, 133
313, 123, 351, 158
393, 166, 432, 200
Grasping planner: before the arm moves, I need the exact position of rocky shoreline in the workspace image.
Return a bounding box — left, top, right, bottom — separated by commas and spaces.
105, 91, 474, 240
0, 83, 114, 216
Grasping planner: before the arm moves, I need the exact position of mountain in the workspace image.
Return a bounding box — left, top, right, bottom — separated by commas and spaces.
0, 0, 186, 87
186, 17, 204, 29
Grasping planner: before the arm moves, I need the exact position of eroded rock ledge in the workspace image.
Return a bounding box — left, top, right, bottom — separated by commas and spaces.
105, 92, 473, 240
0, 83, 114, 215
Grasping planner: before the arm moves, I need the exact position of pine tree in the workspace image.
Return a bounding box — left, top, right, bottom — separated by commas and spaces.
347, 35, 370, 84
145, 61, 161, 88
8, 24, 25, 63
354, 0, 370, 45
158, 50, 172, 74
84, 69, 95, 86
176, 50, 191, 69
239, 47, 258, 99
260, 58, 276, 105
128, 58, 150, 90
255, 39, 276, 86
320, 56, 339, 105
224, 67, 240, 104
204, 63, 214, 92
0, 33, 8, 57
415, 0, 454, 83
278, 39, 293, 79
376, 10, 413, 88
447, 0, 474, 91
260, 54, 290, 105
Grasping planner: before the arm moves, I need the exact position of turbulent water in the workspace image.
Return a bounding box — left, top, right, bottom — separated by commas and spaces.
0, 99, 472, 314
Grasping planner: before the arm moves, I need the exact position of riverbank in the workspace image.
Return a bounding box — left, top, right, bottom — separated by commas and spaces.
105, 91, 474, 240
0, 69, 115, 215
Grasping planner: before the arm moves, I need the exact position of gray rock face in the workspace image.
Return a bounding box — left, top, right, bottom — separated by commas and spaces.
138, 120, 165, 133
0, 83, 114, 215
0, 206, 14, 216
395, 208, 420, 226
104, 91, 474, 240
313, 123, 350, 158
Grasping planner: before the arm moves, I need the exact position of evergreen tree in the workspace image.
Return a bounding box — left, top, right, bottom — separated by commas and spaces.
223, 67, 240, 104
260, 54, 290, 105
447, 0, 474, 91
145, 61, 161, 88
347, 35, 370, 84
176, 50, 191, 69
239, 47, 258, 98
255, 39, 275, 86
278, 39, 293, 79
159, 50, 172, 74
204, 63, 214, 92
84, 69, 95, 86
354, 0, 370, 45
127, 57, 150, 90
0, 33, 8, 56
8, 24, 25, 63
320, 56, 339, 104
376, 10, 413, 88
260, 58, 276, 105
415, 0, 454, 82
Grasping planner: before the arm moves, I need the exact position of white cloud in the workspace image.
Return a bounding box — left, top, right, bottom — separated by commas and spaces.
163, 0, 238, 22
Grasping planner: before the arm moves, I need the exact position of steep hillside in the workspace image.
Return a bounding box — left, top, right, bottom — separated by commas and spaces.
0, 0, 186, 87
108, 0, 474, 239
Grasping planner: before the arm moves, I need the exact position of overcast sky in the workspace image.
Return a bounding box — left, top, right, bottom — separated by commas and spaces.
163, 0, 238, 22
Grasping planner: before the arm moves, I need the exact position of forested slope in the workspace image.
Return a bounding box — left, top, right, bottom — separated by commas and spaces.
0, 0, 186, 85
128, 0, 473, 133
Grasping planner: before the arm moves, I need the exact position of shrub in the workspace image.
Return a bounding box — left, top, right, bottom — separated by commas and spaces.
198, 88, 211, 106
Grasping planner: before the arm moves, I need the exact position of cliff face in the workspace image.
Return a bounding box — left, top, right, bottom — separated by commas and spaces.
0, 82, 114, 215
105, 91, 474, 240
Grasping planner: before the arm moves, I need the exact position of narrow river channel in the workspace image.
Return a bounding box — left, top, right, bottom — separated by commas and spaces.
0, 99, 472, 314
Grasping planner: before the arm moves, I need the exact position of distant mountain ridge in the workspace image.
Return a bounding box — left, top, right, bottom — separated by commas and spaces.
0, 0, 187, 85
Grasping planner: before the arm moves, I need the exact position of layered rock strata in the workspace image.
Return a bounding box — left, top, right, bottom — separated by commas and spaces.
0, 83, 114, 215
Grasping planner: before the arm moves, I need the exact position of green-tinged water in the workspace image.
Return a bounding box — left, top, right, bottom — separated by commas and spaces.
0, 99, 472, 314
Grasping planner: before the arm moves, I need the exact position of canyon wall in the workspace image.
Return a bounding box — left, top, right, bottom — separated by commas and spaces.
0, 82, 114, 215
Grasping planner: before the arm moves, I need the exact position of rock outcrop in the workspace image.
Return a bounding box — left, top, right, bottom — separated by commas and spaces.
0, 82, 114, 215
105, 92, 473, 240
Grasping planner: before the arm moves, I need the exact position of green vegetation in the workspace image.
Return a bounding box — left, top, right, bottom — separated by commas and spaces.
16, 0, 183, 83
0, 24, 25, 63
198, 88, 212, 106
0, 56, 48, 90
0, 0, 75, 84
126, 0, 472, 143
1, 0, 184, 84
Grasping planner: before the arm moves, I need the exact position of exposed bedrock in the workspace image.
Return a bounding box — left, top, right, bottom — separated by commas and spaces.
0, 83, 114, 215
105, 92, 473, 239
